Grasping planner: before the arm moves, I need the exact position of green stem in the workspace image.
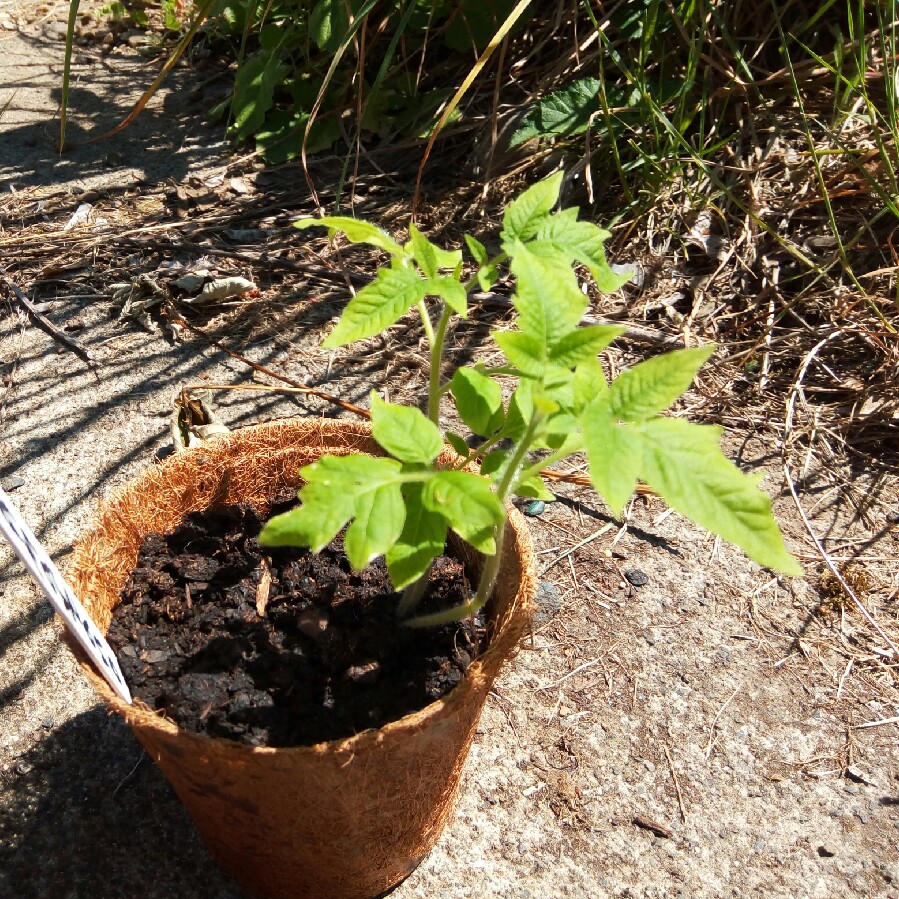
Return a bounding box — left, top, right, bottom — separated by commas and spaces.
496, 413, 542, 503
514, 437, 585, 488
417, 299, 435, 345
428, 305, 452, 424
396, 571, 429, 618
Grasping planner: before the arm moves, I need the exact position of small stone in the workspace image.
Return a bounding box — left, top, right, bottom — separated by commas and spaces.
533, 581, 562, 626
344, 660, 381, 685
40, 718, 54, 730
14, 760, 32, 776
524, 500, 546, 517
625, 568, 649, 587
2, 475, 25, 491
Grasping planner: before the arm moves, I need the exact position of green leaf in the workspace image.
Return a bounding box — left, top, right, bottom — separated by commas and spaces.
385, 484, 448, 589
514, 474, 554, 501
505, 381, 534, 441
464, 234, 488, 265
259, 454, 403, 553
580, 401, 642, 518
443, 0, 528, 53
492, 330, 545, 375
433, 245, 463, 272
255, 110, 340, 164
344, 481, 405, 570
635, 418, 801, 575
549, 324, 625, 367
294, 216, 405, 256
259, 490, 353, 552
479, 450, 506, 477
424, 276, 467, 316
370, 393, 443, 463
532, 215, 633, 293
322, 266, 427, 347
501, 173, 564, 246
232, 49, 283, 141
450, 367, 504, 436
509, 77, 601, 147
408, 224, 438, 278
510, 242, 587, 350
309, 0, 352, 52
609, 345, 715, 421
446, 432, 470, 458
477, 263, 500, 291
422, 471, 505, 554
573, 358, 607, 412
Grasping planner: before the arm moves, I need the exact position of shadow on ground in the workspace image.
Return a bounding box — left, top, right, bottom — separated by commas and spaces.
0, 705, 249, 898
0, 23, 228, 190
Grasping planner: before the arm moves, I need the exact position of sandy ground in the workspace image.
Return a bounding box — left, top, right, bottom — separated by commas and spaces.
1, 5, 898, 898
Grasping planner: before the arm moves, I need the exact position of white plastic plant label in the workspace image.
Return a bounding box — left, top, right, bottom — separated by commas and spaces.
0, 486, 132, 703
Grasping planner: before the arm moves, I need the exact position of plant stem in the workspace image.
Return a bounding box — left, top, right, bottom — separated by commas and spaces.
428, 305, 452, 424
417, 299, 435, 345
515, 438, 585, 488
396, 569, 429, 618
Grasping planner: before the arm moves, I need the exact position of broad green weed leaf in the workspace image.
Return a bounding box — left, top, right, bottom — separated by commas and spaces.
295, 216, 405, 256
422, 471, 505, 554
581, 402, 641, 518
549, 324, 625, 367
609, 345, 715, 421
323, 266, 427, 347
509, 77, 602, 147
386, 484, 447, 588
232, 50, 283, 141
492, 330, 545, 375
501, 173, 563, 246
344, 481, 405, 570
371, 394, 443, 463
450, 367, 504, 436
255, 111, 340, 164
464, 234, 488, 265
310, 0, 352, 51
532, 215, 633, 293
424, 276, 467, 316
510, 243, 586, 350
635, 418, 801, 574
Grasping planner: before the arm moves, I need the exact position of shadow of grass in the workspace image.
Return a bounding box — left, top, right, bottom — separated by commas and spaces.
0, 706, 249, 898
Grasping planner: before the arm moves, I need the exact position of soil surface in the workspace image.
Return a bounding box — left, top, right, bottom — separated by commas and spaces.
108, 502, 477, 747
1, 4, 897, 899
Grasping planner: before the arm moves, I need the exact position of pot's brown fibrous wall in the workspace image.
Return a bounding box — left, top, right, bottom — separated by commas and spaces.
64, 419, 536, 899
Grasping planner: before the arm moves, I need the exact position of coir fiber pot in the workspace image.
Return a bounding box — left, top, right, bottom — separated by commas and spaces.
63, 418, 537, 899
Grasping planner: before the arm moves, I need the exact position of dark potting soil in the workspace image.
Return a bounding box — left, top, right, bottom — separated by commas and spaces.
107, 501, 482, 748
